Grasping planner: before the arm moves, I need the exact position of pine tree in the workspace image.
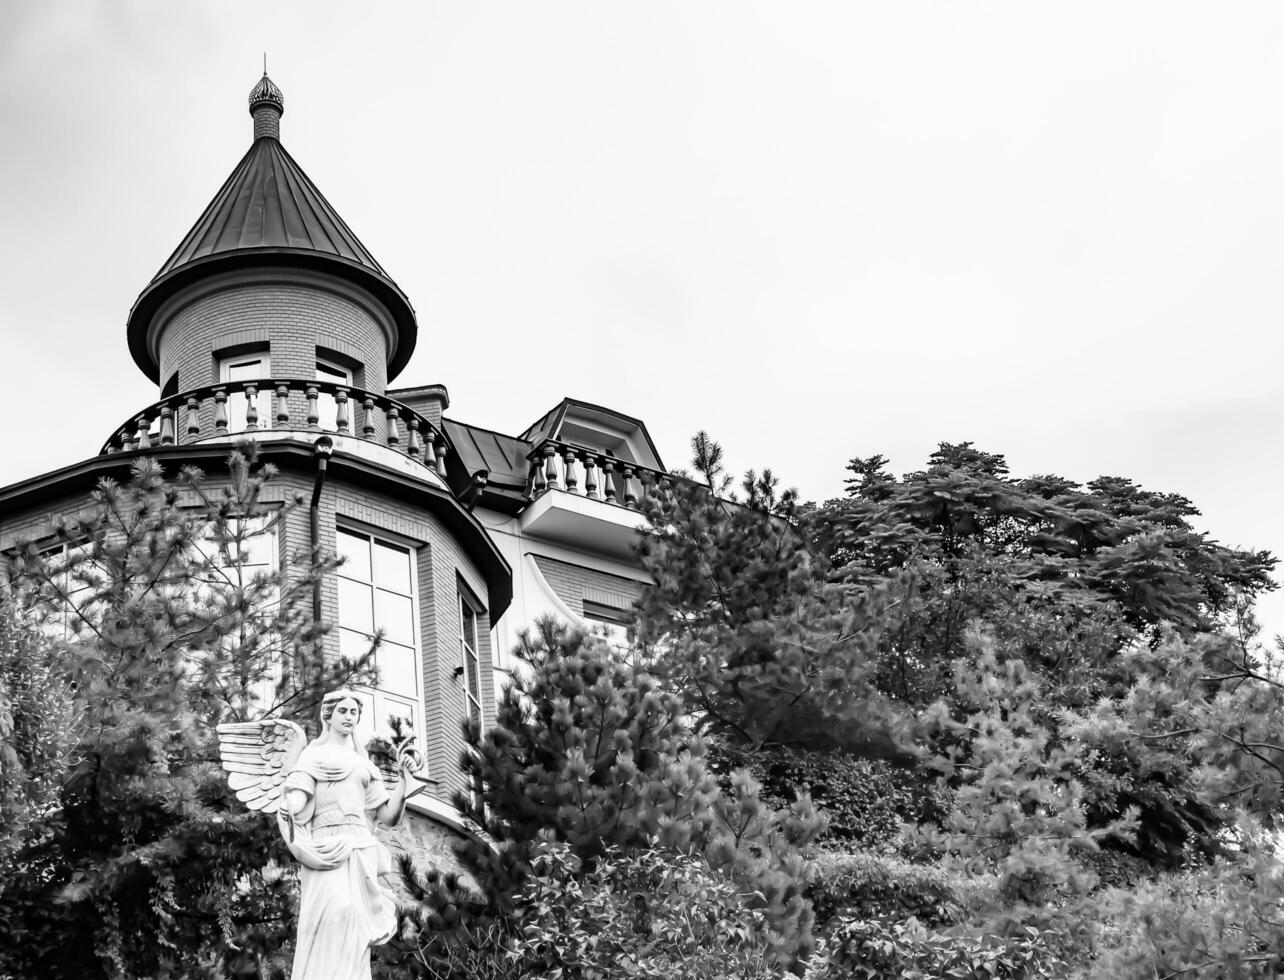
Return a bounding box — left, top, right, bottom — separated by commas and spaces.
0, 447, 369, 980
634, 433, 916, 762
404, 618, 823, 972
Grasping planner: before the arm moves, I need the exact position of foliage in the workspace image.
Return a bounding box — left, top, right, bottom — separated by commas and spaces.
0, 608, 80, 872
914, 637, 1139, 910
416, 840, 779, 980
1077, 825, 1284, 979
634, 433, 916, 762
812, 917, 1069, 980
404, 618, 822, 969
809, 443, 1277, 866
807, 851, 971, 930
709, 741, 944, 849
0, 448, 368, 980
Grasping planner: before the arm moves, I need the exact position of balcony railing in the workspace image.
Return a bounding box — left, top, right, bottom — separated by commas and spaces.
527, 438, 674, 511
100, 379, 450, 479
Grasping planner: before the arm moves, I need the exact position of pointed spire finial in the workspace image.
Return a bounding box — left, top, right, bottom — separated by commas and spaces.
248, 69, 284, 141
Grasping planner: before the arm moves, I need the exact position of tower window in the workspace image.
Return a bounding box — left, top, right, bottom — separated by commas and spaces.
218, 354, 271, 432
316, 358, 353, 431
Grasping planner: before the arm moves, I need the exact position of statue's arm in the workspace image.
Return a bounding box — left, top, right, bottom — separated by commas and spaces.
374, 769, 408, 827
285, 787, 308, 816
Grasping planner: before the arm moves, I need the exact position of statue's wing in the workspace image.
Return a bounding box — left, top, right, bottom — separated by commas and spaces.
215, 719, 307, 814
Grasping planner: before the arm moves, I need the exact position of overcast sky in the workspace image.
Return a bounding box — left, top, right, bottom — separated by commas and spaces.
2, 2, 1282, 636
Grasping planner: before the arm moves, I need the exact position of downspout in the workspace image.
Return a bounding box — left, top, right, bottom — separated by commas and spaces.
310, 436, 334, 629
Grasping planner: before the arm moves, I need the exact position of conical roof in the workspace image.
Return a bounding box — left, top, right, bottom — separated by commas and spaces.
126, 76, 417, 383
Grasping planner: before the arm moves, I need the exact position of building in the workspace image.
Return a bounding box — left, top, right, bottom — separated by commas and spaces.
0, 73, 670, 859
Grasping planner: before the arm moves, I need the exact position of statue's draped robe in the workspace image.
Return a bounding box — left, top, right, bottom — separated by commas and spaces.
281, 744, 397, 980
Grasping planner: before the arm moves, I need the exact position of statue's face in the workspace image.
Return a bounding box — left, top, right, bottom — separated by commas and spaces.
326, 698, 362, 738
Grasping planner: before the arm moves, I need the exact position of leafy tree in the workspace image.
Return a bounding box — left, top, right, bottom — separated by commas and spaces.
404, 618, 823, 971
808, 443, 1277, 866
0, 448, 368, 980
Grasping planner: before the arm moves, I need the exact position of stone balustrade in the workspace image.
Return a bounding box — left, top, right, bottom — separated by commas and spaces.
527, 439, 673, 510
100, 380, 450, 479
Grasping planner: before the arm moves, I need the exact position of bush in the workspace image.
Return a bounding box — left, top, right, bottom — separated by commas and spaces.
808, 852, 971, 929
814, 917, 1068, 980
709, 742, 945, 849
415, 840, 780, 980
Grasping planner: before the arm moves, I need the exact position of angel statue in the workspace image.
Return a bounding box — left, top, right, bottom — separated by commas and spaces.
217, 690, 430, 980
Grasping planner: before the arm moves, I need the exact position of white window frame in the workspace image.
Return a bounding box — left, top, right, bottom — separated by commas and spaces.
336, 525, 424, 748
315, 357, 353, 432
459, 590, 484, 728
218, 353, 272, 433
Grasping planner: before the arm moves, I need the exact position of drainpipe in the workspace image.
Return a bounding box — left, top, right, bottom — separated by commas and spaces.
310, 436, 334, 629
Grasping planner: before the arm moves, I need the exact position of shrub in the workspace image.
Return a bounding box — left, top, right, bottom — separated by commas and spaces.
709, 742, 945, 849
415, 840, 780, 980
808, 852, 970, 929
814, 917, 1068, 980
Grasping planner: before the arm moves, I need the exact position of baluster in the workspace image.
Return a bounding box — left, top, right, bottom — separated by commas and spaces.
244, 383, 259, 431
435, 438, 448, 479
637, 468, 652, 506
120, 428, 136, 452
601, 458, 617, 503
213, 388, 228, 433
305, 386, 320, 429
362, 396, 376, 439
186, 396, 201, 439
335, 388, 350, 434
276, 384, 290, 427
134, 415, 151, 450
532, 457, 547, 494
620, 464, 637, 508
543, 444, 560, 490
406, 416, 422, 459
159, 405, 176, 446
583, 453, 598, 499
386, 406, 401, 449
563, 447, 579, 493
424, 427, 438, 468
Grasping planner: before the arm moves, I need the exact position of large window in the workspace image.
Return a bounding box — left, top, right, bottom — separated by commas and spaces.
336, 527, 421, 745
218, 354, 271, 433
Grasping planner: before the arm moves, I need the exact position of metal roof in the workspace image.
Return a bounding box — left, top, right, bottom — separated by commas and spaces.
443, 418, 532, 490
126, 90, 418, 383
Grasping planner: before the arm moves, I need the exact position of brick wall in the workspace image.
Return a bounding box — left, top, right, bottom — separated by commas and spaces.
531, 554, 643, 616
155, 268, 393, 396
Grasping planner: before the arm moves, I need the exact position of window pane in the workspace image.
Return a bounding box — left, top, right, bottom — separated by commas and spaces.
372, 541, 412, 594
339, 627, 374, 665
466, 650, 481, 699
374, 589, 414, 646
338, 579, 373, 634
226, 358, 268, 381
378, 641, 418, 696
316, 361, 350, 382
337, 530, 371, 581
461, 602, 476, 650
377, 696, 417, 741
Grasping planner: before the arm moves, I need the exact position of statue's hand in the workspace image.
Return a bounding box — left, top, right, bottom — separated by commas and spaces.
395, 741, 431, 798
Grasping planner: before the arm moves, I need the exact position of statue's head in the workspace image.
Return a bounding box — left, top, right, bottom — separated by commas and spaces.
317, 690, 365, 752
